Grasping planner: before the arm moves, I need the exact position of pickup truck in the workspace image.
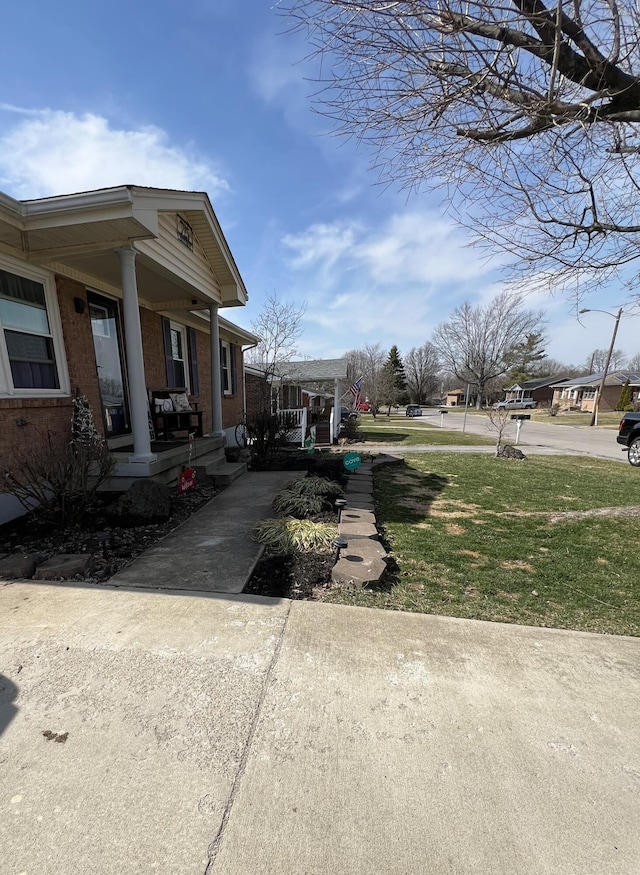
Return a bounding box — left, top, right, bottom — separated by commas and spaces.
492, 398, 536, 410
617, 412, 640, 466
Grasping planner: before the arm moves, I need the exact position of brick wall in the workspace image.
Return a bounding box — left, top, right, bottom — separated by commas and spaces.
0, 275, 101, 463
1, 278, 249, 463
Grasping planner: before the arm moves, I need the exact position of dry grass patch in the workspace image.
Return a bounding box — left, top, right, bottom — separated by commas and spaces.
445, 523, 466, 535
500, 560, 536, 572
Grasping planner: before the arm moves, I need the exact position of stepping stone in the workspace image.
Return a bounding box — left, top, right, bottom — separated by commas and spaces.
340, 508, 376, 525
343, 496, 375, 511
34, 554, 94, 580
338, 522, 379, 540
332, 538, 388, 588
0, 554, 36, 580
346, 480, 373, 494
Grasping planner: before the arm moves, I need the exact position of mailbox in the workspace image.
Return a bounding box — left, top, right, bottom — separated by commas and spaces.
511, 414, 531, 420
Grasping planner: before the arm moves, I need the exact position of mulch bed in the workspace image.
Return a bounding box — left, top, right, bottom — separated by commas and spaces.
243, 549, 335, 600
0, 483, 218, 585
0, 449, 349, 593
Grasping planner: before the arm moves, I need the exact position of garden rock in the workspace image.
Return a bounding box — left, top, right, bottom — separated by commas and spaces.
0, 554, 37, 580
497, 445, 527, 460
109, 479, 172, 525
34, 554, 94, 580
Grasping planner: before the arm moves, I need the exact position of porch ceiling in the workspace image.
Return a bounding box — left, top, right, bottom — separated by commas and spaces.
51, 249, 216, 308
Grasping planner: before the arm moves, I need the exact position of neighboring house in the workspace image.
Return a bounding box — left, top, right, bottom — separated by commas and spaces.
551, 371, 640, 412
0, 184, 257, 523
502, 376, 567, 407
445, 389, 465, 407
245, 358, 352, 444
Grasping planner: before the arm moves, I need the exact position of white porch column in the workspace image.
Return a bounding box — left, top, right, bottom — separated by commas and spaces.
117, 247, 156, 463
333, 378, 342, 441
209, 303, 224, 437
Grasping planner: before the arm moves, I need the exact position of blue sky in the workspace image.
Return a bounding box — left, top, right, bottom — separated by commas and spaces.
0, 0, 638, 368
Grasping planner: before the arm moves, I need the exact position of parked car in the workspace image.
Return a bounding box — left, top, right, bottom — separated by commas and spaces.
492, 398, 535, 410
406, 404, 423, 417
340, 406, 359, 422
617, 412, 640, 466
358, 401, 371, 412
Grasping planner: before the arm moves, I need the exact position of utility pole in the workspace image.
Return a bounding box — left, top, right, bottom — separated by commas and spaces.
580, 308, 623, 427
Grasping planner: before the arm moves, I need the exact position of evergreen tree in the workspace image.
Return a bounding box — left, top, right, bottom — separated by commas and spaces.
379, 345, 409, 413
616, 381, 633, 411
506, 333, 547, 383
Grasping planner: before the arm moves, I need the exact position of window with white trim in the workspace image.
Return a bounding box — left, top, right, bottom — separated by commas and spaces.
169, 322, 189, 391
0, 261, 66, 395
220, 341, 231, 394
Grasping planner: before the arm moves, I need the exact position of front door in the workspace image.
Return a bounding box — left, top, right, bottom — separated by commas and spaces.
88, 292, 130, 437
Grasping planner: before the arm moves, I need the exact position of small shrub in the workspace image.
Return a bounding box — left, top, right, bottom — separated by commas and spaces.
0, 394, 113, 529
252, 517, 338, 554
247, 410, 299, 462
272, 490, 324, 518
339, 417, 361, 442
287, 476, 344, 498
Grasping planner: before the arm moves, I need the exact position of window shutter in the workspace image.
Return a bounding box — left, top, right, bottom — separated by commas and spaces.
231, 344, 237, 395
219, 339, 224, 392
161, 317, 173, 387
188, 327, 199, 396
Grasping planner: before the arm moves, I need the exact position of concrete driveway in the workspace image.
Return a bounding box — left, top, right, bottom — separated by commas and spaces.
2, 583, 639, 874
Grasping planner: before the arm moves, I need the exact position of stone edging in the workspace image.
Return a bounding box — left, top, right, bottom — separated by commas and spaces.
332, 454, 404, 588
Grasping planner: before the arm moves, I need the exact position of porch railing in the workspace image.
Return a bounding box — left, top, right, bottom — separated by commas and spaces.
278, 408, 308, 447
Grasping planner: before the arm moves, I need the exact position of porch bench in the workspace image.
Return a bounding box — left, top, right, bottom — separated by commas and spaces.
150, 390, 204, 441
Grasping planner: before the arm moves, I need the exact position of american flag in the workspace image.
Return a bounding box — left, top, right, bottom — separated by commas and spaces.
349, 377, 362, 411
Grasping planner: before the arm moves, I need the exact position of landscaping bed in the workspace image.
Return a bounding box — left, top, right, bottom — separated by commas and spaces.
0, 482, 219, 585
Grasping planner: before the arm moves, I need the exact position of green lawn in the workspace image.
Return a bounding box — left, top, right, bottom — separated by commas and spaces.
325, 453, 640, 636
443, 408, 622, 428
357, 416, 495, 446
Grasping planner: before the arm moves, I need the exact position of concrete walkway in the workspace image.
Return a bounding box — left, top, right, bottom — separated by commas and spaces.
107, 470, 301, 594
1, 583, 639, 874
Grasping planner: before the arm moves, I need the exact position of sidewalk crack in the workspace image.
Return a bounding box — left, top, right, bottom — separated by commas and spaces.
203, 600, 292, 873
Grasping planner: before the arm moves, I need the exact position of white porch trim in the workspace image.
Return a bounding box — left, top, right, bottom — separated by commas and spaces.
117, 246, 156, 464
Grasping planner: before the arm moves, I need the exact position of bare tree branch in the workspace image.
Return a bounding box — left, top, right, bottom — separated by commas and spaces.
279, 0, 640, 299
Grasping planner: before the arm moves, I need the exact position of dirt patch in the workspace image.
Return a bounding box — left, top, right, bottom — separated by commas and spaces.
548, 505, 640, 523
243, 549, 334, 600
500, 560, 536, 572
445, 523, 466, 536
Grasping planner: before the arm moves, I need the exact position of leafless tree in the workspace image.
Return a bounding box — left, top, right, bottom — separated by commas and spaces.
584, 347, 627, 372
345, 342, 387, 415
432, 291, 544, 406
627, 351, 640, 371
281, 0, 640, 301
486, 407, 513, 450
405, 342, 440, 403
246, 291, 307, 411
537, 357, 580, 377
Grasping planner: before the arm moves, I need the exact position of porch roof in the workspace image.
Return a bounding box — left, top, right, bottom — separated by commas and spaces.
0, 185, 248, 310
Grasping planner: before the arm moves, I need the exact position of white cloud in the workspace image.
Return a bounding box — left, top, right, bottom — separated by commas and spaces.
0, 107, 229, 199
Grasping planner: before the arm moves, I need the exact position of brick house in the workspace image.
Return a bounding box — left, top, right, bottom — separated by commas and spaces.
0, 185, 258, 523
551, 371, 640, 412
501, 376, 568, 407
245, 359, 351, 445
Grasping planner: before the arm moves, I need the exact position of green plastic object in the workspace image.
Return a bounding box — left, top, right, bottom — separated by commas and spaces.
343, 452, 362, 471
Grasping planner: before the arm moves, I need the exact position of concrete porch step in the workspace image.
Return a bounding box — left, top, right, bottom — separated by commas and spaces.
193, 450, 247, 488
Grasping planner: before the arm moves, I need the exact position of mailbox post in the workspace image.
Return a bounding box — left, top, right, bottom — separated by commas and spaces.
440, 409, 448, 428
510, 413, 531, 445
